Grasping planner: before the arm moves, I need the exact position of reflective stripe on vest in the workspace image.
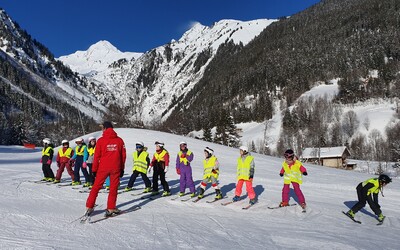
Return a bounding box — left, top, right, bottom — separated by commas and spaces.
178, 150, 192, 165
42, 146, 53, 157
362, 178, 380, 195
154, 149, 167, 162
58, 148, 72, 158
88, 147, 95, 156
133, 151, 149, 174
75, 145, 86, 156
203, 155, 218, 179
237, 155, 254, 180
282, 160, 303, 184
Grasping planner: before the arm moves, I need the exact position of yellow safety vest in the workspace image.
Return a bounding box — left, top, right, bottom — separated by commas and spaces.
133, 151, 149, 174
237, 155, 254, 180
203, 155, 219, 179
282, 160, 303, 184
362, 178, 380, 195
178, 150, 192, 165
75, 145, 86, 156
88, 147, 95, 156
154, 149, 167, 162
58, 148, 72, 158
42, 146, 53, 157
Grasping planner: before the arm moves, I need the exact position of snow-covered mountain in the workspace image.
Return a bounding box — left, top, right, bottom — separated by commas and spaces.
59, 19, 276, 124
58, 40, 142, 76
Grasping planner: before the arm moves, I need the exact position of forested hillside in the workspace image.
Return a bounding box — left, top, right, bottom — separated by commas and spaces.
164, 0, 400, 161
0, 9, 103, 145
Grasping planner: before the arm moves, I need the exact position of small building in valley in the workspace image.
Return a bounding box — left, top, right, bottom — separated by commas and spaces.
300, 146, 354, 169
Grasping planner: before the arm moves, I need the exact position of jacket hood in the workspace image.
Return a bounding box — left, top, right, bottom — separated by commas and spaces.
102, 128, 118, 139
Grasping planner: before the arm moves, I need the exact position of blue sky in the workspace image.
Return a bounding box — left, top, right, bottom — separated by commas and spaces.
1, 0, 320, 57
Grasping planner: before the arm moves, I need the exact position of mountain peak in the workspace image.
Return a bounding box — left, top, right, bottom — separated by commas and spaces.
87, 40, 119, 53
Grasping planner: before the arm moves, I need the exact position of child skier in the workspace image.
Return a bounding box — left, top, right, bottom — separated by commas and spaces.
54, 140, 74, 183
70, 138, 90, 186
86, 137, 96, 188
176, 142, 196, 197
198, 147, 222, 200
279, 149, 308, 208
124, 142, 152, 193
345, 174, 392, 222
150, 141, 171, 197
41, 138, 55, 181
232, 146, 256, 204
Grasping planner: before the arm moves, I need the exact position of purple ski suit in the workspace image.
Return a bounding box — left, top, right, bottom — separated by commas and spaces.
176, 149, 195, 193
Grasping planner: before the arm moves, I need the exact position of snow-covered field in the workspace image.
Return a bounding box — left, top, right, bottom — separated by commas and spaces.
1, 128, 399, 249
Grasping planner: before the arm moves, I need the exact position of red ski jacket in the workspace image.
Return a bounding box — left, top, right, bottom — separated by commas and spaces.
92, 128, 126, 173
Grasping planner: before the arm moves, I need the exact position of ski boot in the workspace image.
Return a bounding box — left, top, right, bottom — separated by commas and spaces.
300, 202, 307, 209
53, 179, 61, 184
124, 186, 133, 192
190, 192, 196, 198
105, 208, 121, 217
279, 201, 289, 207
143, 187, 152, 193
249, 198, 257, 205
345, 210, 355, 219
197, 188, 205, 199
162, 191, 171, 197
151, 191, 159, 196
378, 213, 385, 222
215, 189, 222, 200
232, 196, 240, 202
72, 181, 81, 186
179, 192, 185, 197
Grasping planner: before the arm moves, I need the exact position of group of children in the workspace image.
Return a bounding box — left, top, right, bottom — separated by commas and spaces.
40, 137, 393, 221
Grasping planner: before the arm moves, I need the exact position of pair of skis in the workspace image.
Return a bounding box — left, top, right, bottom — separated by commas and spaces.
77, 206, 141, 224
221, 199, 256, 210
342, 211, 385, 225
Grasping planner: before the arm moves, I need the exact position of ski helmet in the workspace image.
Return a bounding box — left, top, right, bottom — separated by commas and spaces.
88, 137, 96, 142
204, 147, 214, 156
155, 141, 164, 148
43, 138, 51, 144
180, 141, 187, 146
239, 145, 249, 153
379, 174, 392, 184
284, 149, 294, 159
75, 138, 84, 143
136, 141, 144, 147
61, 139, 69, 144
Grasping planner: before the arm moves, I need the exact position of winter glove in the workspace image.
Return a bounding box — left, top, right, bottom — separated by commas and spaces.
92, 172, 96, 178
57, 162, 60, 168
82, 162, 87, 168
164, 166, 169, 173
147, 166, 152, 174
120, 170, 124, 178
46, 160, 52, 165
176, 168, 181, 175
249, 178, 253, 182
279, 173, 284, 177
303, 172, 308, 176
212, 169, 218, 174
40, 159, 42, 163
180, 154, 186, 158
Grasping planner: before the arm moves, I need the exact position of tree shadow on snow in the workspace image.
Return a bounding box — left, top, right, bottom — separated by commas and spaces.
343, 200, 375, 217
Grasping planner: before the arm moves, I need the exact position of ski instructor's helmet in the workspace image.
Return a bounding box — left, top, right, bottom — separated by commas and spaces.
379, 174, 392, 184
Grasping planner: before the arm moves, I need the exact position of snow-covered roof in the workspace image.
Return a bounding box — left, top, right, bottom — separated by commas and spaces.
301, 146, 349, 158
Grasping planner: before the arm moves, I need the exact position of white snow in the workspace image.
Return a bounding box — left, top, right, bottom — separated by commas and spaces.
1, 128, 399, 249
58, 40, 142, 75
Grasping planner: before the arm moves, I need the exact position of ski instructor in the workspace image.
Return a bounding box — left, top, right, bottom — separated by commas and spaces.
85, 121, 126, 217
